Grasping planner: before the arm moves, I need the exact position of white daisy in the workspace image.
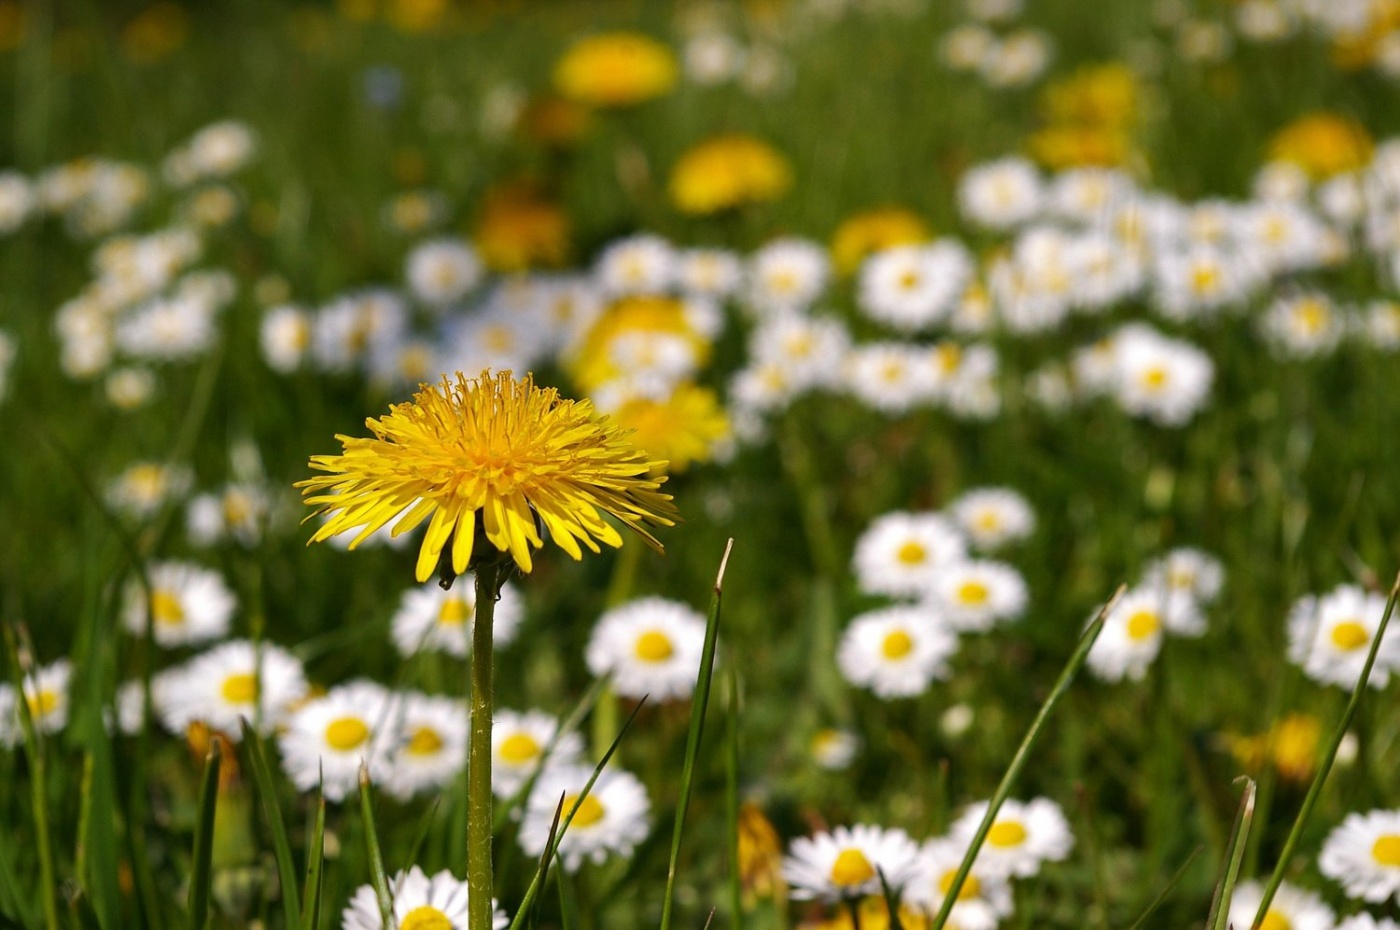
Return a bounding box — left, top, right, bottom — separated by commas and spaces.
782, 824, 920, 902
259, 305, 312, 374
958, 158, 1042, 231
676, 248, 743, 299
594, 234, 676, 297
122, 561, 237, 648
844, 342, 937, 415
745, 238, 830, 316
853, 511, 968, 598
518, 763, 651, 872
904, 837, 1014, 930
929, 560, 1028, 632
0, 659, 72, 747
390, 578, 524, 659
106, 461, 192, 520
0, 170, 35, 234
385, 691, 469, 801
1261, 291, 1345, 359
1141, 547, 1224, 604
491, 709, 585, 799
1110, 324, 1214, 426
405, 238, 482, 308
1228, 880, 1334, 930
747, 313, 852, 395
1046, 168, 1135, 225
1337, 916, 1400, 930
278, 680, 398, 802
585, 596, 708, 702
160, 639, 307, 738
1319, 809, 1400, 903
186, 482, 271, 548
857, 241, 973, 333
949, 488, 1035, 551
837, 604, 958, 699
949, 798, 1073, 879
104, 366, 157, 410
810, 727, 861, 771
1151, 244, 1252, 322
1086, 587, 1169, 682
114, 293, 222, 363
1287, 584, 1400, 689
341, 865, 506, 930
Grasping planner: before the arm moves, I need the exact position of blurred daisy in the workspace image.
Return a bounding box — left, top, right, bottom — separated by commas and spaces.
1142, 547, 1224, 604
857, 241, 973, 333
904, 836, 1014, 930
747, 314, 851, 395
949, 488, 1035, 551
279, 680, 397, 802
519, 763, 651, 872
594, 234, 676, 297
1110, 324, 1214, 426
585, 596, 708, 701
390, 578, 525, 659
853, 511, 967, 598
844, 342, 936, 415
746, 238, 830, 316
676, 248, 743, 299
405, 238, 483, 308
104, 366, 157, 410
122, 561, 236, 648
1086, 587, 1168, 682
1261, 291, 1345, 359
1319, 809, 1400, 903
342, 865, 506, 930
949, 798, 1073, 879
929, 560, 1028, 632
106, 461, 192, 520
0, 171, 35, 234
1287, 584, 1400, 689
492, 709, 585, 799
259, 304, 312, 374
782, 824, 919, 902
114, 670, 180, 736
810, 727, 861, 771
837, 604, 958, 698
386, 691, 469, 801
160, 639, 307, 738
0, 659, 72, 747
958, 158, 1042, 231
1228, 880, 1334, 930
186, 482, 270, 548
1337, 916, 1400, 930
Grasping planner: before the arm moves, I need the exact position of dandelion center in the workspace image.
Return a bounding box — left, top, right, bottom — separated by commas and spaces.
635, 630, 675, 662
26, 690, 59, 720
1126, 610, 1160, 641
881, 630, 915, 659
1329, 620, 1369, 651
407, 726, 444, 756
829, 848, 875, 887
437, 596, 471, 626
400, 905, 453, 930
325, 716, 370, 751
957, 581, 990, 606
938, 868, 982, 901
499, 732, 540, 764
150, 590, 186, 626
1259, 910, 1291, 930
565, 793, 606, 827
220, 673, 258, 704
1372, 834, 1400, 866
896, 541, 928, 565
987, 820, 1028, 848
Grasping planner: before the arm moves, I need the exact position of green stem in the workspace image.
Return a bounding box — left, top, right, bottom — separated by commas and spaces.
468, 563, 503, 930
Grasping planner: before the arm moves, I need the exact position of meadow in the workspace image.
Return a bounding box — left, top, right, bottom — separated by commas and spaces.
2, 1, 1400, 929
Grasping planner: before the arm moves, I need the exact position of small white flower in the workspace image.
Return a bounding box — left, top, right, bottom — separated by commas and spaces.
585, 597, 708, 702
1109, 324, 1214, 426
1261, 291, 1345, 359
845, 342, 937, 415
1287, 584, 1400, 689
491, 709, 585, 799
122, 561, 237, 648
810, 727, 861, 770
949, 798, 1073, 879
853, 511, 968, 598
160, 639, 307, 738
904, 837, 1015, 930
341, 865, 506, 930
594, 234, 677, 297
928, 560, 1028, 632
186, 483, 271, 548
0, 659, 72, 747
677, 248, 743, 298
260, 305, 312, 374
1087, 587, 1169, 682
390, 578, 524, 659
385, 691, 469, 801
958, 158, 1042, 230
1227, 880, 1334, 930
519, 764, 651, 872
279, 680, 398, 802
1319, 809, 1400, 903
405, 238, 482, 308
745, 238, 830, 315
837, 604, 958, 698
1142, 548, 1224, 604
782, 824, 920, 902
949, 488, 1035, 551
858, 241, 973, 332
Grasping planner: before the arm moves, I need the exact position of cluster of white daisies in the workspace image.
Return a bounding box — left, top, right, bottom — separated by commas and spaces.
782, 796, 1072, 927
840, 487, 1033, 699
937, 0, 1055, 90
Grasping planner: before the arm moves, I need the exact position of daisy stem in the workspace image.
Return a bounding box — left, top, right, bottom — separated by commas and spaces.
1250, 570, 1400, 930
468, 562, 503, 930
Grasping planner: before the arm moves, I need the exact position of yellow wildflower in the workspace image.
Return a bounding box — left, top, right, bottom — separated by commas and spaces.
1268, 113, 1374, 179
553, 32, 678, 108
568, 296, 710, 393
829, 207, 931, 276
609, 385, 730, 473
472, 182, 571, 273
668, 134, 793, 215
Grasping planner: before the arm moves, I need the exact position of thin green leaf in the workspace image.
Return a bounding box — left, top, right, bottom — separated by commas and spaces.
301, 785, 327, 930
359, 764, 395, 930
1207, 777, 1258, 930
725, 669, 743, 930
1124, 845, 1205, 930
876, 868, 904, 930
240, 718, 303, 930
187, 740, 223, 930
525, 794, 565, 930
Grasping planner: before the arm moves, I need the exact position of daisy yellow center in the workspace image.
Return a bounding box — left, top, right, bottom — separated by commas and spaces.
769, 269, 798, 294
975, 511, 1001, 532
896, 541, 927, 565
499, 732, 540, 764
407, 726, 444, 756
784, 333, 814, 358
220, 673, 258, 704
882, 630, 915, 659
898, 270, 921, 290
957, 581, 990, 606
223, 492, 252, 526
936, 344, 962, 374
1191, 265, 1219, 295
829, 848, 876, 887
1167, 567, 1195, 589
986, 820, 1027, 848
26, 690, 59, 720
1259, 910, 1291, 930
564, 793, 605, 827
325, 717, 370, 751
939, 868, 981, 901
438, 596, 471, 626
635, 630, 675, 662
1139, 366, 1168, 391
401, 905, 453, 930
1296, 300, 1328, 334
150, 590, 185, 626
880, 360, 906, 383
1372, 834, 1400, 866
1126, 610, 1160, 641
1330, 620, 1370, 651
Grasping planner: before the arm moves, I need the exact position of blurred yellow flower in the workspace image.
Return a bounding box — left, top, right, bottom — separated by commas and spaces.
609, 384, 730, 473
829, 207, 931, 276
1330, 0, 1400, 70
1040, 63, 1140, 130
386, 0, 449, 34
738, 802, 785, 903
801, 896, 929, 930
1268, 113, 1374, 179
1027, 125, 1134, 170
121, 2, 190, 65
473, 181, 571, 273
668, 134, 792, 215
517, 94, 594, 148
569, 296, 710, 392
0, 1, 25, 52
1227, 713, 1322, 783
553, 32, 678, 108
300, 370, 678, 581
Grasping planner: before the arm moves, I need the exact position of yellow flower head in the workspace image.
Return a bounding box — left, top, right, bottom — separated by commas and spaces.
1027, 125, 1134, 170
737, 802, 784, 903
1268, 112, 1374, 179
609, 384, 730, 473
668, 134, 793, 215
829, 207, 931, 276
300, 370, 678, 581
553, 32, 678, 108
1227, 713, 1322, 783
568, 295, 711, 392
472, 181, 572, 273
517, 94, 594, 148
1040, 62, 1140, 130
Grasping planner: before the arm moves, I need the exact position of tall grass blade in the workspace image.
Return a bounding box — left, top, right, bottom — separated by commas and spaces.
240, 718, 303, 930
1124, 845, 1204, 930
359, 764, 395, 930
301, 785, 327, 930
524, 794, 565, 930
187, 740, 222, 930
725, 669, 743, 930
1206, 777, 1257, 930
876, 868, 904, 930
660, 538, 733, 930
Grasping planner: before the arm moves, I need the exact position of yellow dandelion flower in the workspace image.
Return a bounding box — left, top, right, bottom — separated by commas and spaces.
1040, 62, 1140, 130
609, 384, 730, 473
568, 295, 711, 393
668, 134, 793, 215
553, 32, 678, 108
1268, 112, 1374, 179
738, 802, 784, 903
299, 370, 678, 582
1027, 124, 1135, 170
830, 207, 932, 276
472, 181, 572, 273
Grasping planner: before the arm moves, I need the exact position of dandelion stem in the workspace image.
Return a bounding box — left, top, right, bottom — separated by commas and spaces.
468, 562, 503, 930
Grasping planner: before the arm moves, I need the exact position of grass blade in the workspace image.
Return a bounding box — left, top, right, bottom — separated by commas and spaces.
187, 739, 223, 930
725, 669, 743, 930
240, 718, 303, 930
1250, 571, 1400, 929
301, 783, 327, 930
660, 538, 732, 930
1124, 845, 1204, 930
525, 794, 565, 930
1206, 777, 1257, 930
928, 584, 1124, 930
876, 868, 904, 930
359, 764, 395, 930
